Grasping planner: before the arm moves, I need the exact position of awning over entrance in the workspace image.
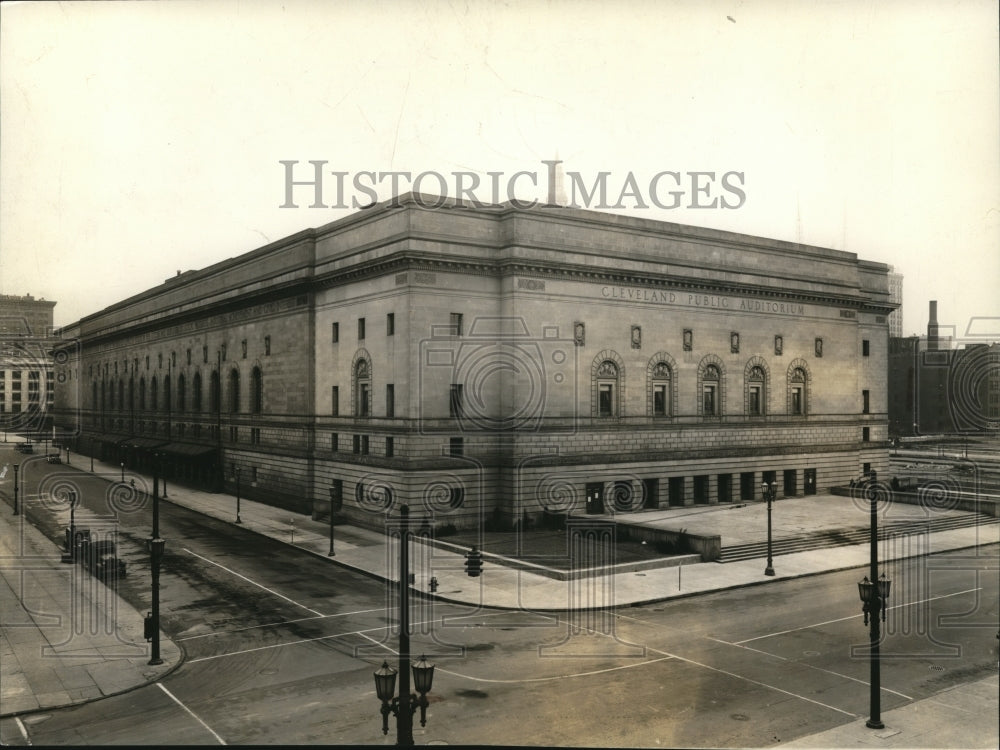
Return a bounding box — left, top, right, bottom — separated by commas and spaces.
120, 437, 169, 450
157, 442, 217, 458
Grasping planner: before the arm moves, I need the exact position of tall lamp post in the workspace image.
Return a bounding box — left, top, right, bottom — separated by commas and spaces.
146, 453, 166, 666
233, 465, 242, 524
373, 504, 435, 746
857, 470, 891, 729
761, 481, 776, 576
328, 484, 343, 556
13, 464, 20, 515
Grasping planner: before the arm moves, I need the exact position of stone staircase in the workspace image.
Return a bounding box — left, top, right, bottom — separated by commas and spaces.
718, 512, 998, 563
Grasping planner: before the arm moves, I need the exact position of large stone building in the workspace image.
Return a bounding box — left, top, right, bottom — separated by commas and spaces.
1, 293, 57, 435
52, 195, 896, 529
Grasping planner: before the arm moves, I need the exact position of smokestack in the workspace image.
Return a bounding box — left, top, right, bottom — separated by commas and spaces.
928, 300, 939, 350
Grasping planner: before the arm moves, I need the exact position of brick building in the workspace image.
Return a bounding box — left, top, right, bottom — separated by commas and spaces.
52, 195, 896, 529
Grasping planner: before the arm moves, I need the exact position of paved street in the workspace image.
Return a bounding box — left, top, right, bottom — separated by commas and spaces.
1, 441, 998, 747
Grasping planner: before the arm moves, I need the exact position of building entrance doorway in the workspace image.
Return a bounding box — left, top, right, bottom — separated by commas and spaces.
804, 469, 817, 495
585, 482, 604, 514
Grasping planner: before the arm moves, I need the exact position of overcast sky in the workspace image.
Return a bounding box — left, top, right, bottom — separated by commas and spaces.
2, 0, 998, 341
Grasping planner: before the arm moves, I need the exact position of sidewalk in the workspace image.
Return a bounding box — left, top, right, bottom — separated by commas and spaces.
2, 442, 998, 748
0, 504, 180, 718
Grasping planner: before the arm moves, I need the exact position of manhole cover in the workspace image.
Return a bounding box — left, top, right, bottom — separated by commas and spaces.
929, 665, 945, 671
730, 714, 749, 721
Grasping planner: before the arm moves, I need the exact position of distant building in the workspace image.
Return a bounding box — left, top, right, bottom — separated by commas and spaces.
52, 195, 896, 529
0, 294, 57, 435
887, 267, 903, 338
888, 300, 1000, 437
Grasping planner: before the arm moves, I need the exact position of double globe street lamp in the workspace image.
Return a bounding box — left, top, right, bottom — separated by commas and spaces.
857, 470, 891, 729
761, 481, 776, 576
372, 504, 436, 746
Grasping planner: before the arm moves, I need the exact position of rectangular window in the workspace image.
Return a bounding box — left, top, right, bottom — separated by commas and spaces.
251, 427, 261, 445
749, 385, 762, 416
862, 389, 870, 414
358, 318, 366, 340
791, 386, 803, 415
385, 436, 394, 458
242, 340, 248, 359
703, 384, 717, 416
653, 384, 668, 416
332, 322, 339, 343
599, 383, 614, 417
386, 313, 395, 336
450, 437, 464, 456
229, 426, 239, 443
359, 382, 370, 417
353, 434, 361, 454
863, 427, 870, 442
221, 345, 227, 362
264, 335, 271, 356
361, 435, 369, 455
386, 384, 395, 418
252, 467, 258, 483
332, 386, 339, 416
450, 312, 463, 337
331, 433, 338, 451
450, 384, 463, 417
187, 349, 192, 365
202, 347, 207, 364
862, 339, 870, 357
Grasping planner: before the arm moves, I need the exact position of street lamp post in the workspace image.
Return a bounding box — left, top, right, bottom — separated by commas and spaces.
13, 464, 19, 516
65, 446, 70, 465
857, 470, 891, 730
234, 466, 242, 524
120, 462, 125, 482
62, 490, 78, 564
761, 481, 776, 576
373, 504, 435, 746
147, 454, 166, 666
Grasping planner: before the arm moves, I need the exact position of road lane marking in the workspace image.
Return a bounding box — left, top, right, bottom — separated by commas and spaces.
645, 645, 858, 718
182, 548, 325, 617
705, 637, 913, 700
735, 587, 982, 644
176, 608, 386, 641
156, 683, 226, 745
435, 655, 675, 684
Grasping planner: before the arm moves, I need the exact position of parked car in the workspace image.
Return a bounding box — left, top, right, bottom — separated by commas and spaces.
16, 443, 33, 454
46, 453, 62, 464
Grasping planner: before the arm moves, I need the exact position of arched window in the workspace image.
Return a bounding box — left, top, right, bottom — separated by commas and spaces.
92, 381, 97, 409
139, 378, 146, 410
787, 360, 810, 416
209, 371, 220, 413
702, 364, 720, 416
128, 377, 135, 412
177, 373, 186, 412
164, 375, 171, 412
250, 367, 263, 414
228, 368, 240, 413
747, 365, 766, 416
355, 359, 370, 417
193, 372, 202, 412
650, 360, 673, 417
150, 376, 158, 411
596, 360, 619, 417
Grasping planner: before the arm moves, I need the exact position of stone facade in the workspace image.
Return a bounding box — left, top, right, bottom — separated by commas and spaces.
52, 195, 896, 529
